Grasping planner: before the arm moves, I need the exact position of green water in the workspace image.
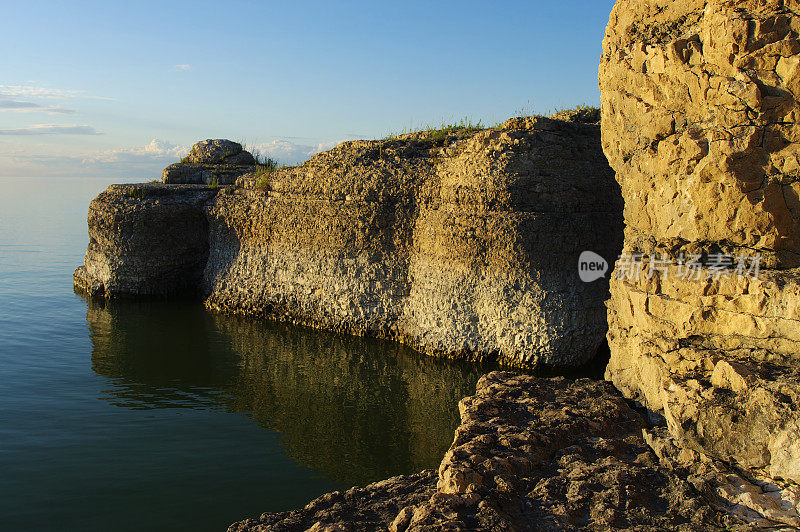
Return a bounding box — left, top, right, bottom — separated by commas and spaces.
0, 177, 484, 531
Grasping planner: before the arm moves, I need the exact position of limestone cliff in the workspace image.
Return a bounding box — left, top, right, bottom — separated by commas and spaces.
75, 116, 623, 368
73, 184, 216, 297
600, 0, 800, 485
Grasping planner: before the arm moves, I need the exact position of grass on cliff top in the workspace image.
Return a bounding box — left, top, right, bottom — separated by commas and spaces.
247, 147, 280, 172
249, 150, 282, 191
545, 104, 601, 123
385, 117, 488, 141
550, 103, 598, 114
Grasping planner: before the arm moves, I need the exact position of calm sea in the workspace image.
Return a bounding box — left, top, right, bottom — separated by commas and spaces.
0, 177, 484, 531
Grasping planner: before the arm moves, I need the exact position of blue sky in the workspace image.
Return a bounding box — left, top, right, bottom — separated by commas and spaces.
0, 0, 615, 177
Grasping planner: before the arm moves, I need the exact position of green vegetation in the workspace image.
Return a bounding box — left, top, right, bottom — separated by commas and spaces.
547, 104, 601, 122
253, 167, 272, 190
244, 146, 282, 191
386, 116, 487, 141
206, 177, 219, 189
423, 117, 485, 141
124, 186, 147, 199
249, 148, 279, 171
551, 103, 598, 114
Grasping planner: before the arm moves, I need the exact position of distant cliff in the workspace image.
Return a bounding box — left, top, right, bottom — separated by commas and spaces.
75, 114, 623, 368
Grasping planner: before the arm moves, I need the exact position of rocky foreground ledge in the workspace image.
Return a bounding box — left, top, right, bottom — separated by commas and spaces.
229, 372, 800, 531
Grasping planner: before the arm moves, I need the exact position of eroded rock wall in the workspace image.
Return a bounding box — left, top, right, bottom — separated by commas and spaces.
74, 184, 216, 297
203, 117, 622, 367
600, 0, 800, 483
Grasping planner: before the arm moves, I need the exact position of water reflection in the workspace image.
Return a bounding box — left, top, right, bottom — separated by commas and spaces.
86, 298, 485, 486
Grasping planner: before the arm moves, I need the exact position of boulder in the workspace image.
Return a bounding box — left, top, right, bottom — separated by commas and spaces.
162, 139, 256, 185
185, 139, 256, 165
600, 0, 800, 484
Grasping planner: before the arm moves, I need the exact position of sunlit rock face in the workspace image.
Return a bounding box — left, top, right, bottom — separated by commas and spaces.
203, 116, 623, 369
600, 0, 800, 483
76, 115, 623, 368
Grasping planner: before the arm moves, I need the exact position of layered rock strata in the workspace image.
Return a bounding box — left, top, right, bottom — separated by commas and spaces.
230, 372, 794, 531
76, 116, 623, 368
600, 0, 800, 484
162, 139, 257, 185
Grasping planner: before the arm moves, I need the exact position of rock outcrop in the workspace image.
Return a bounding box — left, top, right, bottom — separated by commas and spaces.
600, 0, 800, 485
76, 115, 623, 368
73, 183, 217, 297
162, 139, 257, 185
230, 372, 792, 531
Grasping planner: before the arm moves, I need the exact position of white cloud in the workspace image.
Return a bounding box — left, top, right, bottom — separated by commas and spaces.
249, 139, 347, 165
0, 137, 355, 178
0, 124, 101, 135
0, 99, 76, 114
0, 84, 114, 101
81, 139, 189, 164
0, 139, 189, 178
173, 64, 191, 71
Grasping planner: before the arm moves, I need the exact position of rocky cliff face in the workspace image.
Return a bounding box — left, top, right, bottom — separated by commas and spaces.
73, 184, 216, 297
600, 0, 800, 485
76, 116, 623, 368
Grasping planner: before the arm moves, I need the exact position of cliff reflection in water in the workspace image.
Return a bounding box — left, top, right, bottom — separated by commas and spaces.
86, 299, 484, 486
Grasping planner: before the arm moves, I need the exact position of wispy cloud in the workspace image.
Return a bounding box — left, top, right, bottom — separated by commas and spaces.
0, 84, 114, 101
0, 124, 102, 135
0, 99, 76, 114
0, 137, 349, 178
173, 64, 191, 71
